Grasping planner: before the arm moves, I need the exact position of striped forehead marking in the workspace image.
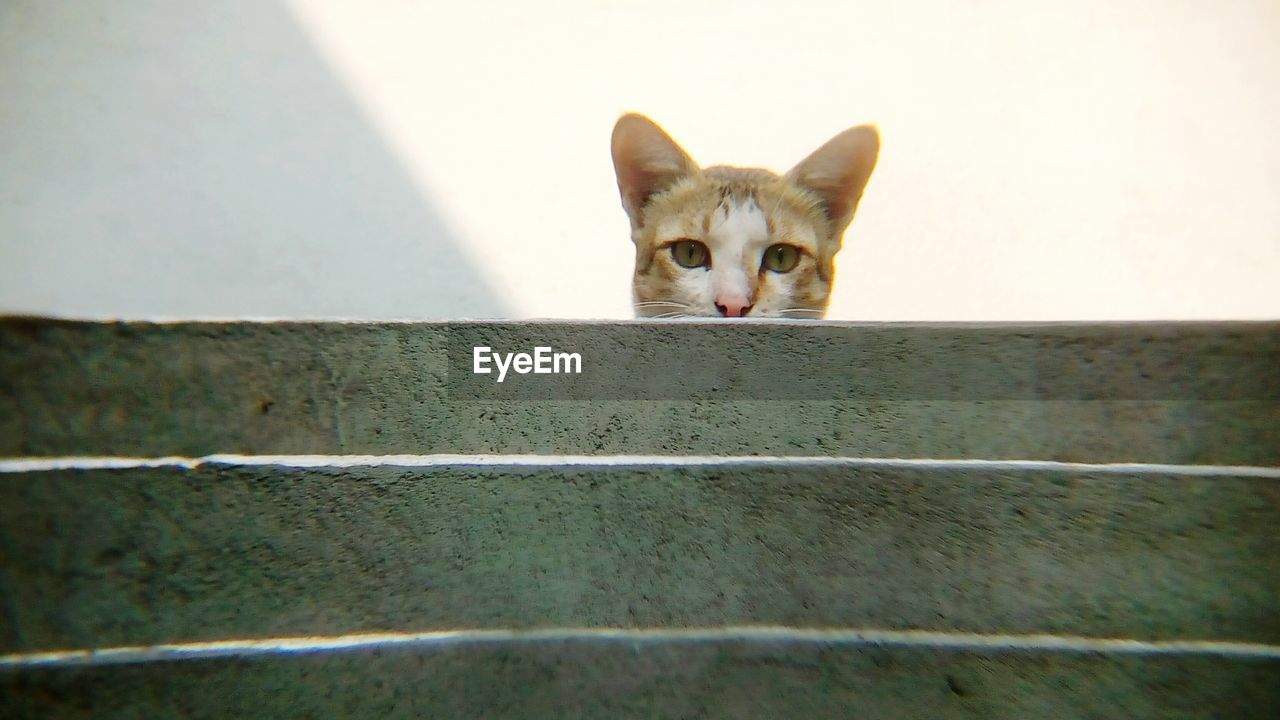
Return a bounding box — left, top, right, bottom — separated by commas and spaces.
707, 198, 768, 248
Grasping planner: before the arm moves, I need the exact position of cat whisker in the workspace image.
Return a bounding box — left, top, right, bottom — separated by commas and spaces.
636, 301, 697, 319
633, 301, 692, 310
776, 308, 824, 317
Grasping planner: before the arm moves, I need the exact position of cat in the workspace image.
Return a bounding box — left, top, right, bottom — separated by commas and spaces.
611, 113, 878, 318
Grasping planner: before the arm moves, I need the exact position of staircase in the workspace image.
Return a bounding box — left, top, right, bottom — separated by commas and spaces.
2, 318, 1278, 718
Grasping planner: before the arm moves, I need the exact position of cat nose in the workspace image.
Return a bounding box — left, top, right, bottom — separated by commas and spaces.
715, 297, 754, 317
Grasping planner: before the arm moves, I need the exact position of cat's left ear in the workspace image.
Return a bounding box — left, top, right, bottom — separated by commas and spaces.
786, 125, 880, 237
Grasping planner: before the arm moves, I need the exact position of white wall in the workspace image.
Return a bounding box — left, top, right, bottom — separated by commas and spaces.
3, 0, 1277, 320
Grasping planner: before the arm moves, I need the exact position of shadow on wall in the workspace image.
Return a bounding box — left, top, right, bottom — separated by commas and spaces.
0, 0, 506, 319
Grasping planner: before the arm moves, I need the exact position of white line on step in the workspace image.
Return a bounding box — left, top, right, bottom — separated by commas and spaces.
3, 627, 1278, 669
17, 315, 1233, 326
1, 454, 1278, 477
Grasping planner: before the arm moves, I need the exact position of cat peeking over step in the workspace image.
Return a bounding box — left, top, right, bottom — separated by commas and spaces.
611, 114, 878, 319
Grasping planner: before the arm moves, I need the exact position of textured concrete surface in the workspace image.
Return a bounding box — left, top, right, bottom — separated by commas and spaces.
2, 318, 1278, 463
3, 641, 1278, 720
4, 318, 1278, 717
2, 463, 1276, 653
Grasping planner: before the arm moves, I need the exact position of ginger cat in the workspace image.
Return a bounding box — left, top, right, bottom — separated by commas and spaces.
611, 114, 878, 318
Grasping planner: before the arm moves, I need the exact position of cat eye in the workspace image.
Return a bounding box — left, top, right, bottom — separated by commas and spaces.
670, 240, 710, 268
762, 244, 801, 273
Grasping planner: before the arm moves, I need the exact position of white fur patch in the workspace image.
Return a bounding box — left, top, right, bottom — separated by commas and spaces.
706, 200, 768, 304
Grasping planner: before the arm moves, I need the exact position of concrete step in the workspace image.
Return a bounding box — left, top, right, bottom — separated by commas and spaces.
2, 318, 1278, 463
2, 460, 1276, 653
2, 317, 1278, 717
4, 634, 1278, 719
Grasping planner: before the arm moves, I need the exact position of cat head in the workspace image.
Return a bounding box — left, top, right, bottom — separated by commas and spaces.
611, 114, 878, 319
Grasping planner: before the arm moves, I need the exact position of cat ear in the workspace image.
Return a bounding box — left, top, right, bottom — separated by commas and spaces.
786, 125, 879, 236
611, 114, 699, 229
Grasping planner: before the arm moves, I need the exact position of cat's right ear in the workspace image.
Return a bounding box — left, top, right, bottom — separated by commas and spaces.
611, 114, 698, 230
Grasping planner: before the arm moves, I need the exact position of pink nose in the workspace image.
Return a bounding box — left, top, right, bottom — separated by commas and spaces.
715, 297, 753, 317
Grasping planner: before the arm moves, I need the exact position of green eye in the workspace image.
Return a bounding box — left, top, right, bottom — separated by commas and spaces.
762, 244, 801, 273
670, 240, 710, 268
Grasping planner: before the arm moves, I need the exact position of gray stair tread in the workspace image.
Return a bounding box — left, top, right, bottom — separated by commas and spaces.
3, 318, 1278, 462
3, 639, 1278, 720
3, 462, 1275, 652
